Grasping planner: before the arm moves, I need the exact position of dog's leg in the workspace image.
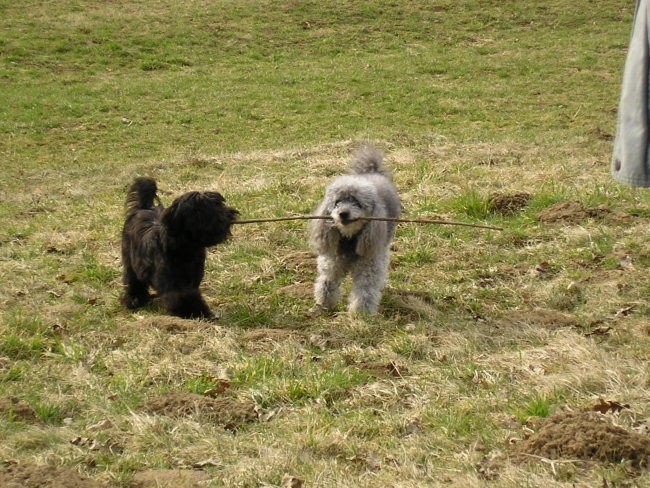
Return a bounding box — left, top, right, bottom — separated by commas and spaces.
312, 255, 347, 313
121, 265, 151, 310
348, 250, 390, 315
160, 289, 213, 319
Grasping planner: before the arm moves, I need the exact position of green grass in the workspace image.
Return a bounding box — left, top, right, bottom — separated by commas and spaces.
1, 0, 629, 169
2, 0, 650, 487
512, 395, 554, 424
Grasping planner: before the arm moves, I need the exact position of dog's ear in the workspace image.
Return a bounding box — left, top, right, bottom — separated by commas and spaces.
355, 219, 388, 257
161, 192, 210, 240
309, 200, 339, 254
161, 195, 186, 234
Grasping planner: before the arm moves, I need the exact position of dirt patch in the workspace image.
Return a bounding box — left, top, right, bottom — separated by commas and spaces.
537, 202, 612, 223
277, 282, 312, 299
0, 464, 106, 488
589, 127, 614, 141
516, 411, 650, 468
131, 469, 209, 488
0, 397, 39, 423
500, 308, 580, 330
488, 192, 531, 215
137, 392, 257, 430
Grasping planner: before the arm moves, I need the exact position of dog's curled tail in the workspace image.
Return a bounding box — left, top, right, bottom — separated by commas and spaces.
126, 177, 159, 215
349, 145, 387, 176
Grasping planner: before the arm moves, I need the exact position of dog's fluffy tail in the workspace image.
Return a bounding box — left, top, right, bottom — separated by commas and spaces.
126, 177, 159, 215
349, 145, 388, 176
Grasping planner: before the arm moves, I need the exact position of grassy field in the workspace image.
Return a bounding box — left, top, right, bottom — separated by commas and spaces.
2, 1, 650, 487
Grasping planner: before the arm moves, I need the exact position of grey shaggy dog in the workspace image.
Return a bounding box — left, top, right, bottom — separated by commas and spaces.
309, 146, 401, 315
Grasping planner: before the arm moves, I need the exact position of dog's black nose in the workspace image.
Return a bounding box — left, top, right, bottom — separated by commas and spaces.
339, 211, 350, 221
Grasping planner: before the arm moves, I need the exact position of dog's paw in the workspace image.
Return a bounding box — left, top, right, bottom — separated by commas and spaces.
121, 293, 151, 310
170, 306, 214, 321
347, 302, 380, 316
307, 304, 336, 318
306, 305, 324, 318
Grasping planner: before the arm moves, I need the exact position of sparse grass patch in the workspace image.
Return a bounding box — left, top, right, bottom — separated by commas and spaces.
11, 430, 66, 452
388, 330, 437, 361
0, 309, 61, 361
232, 354, 373, 408
446, 188, 492, 220
1, 364, 25, 383
30, 401, 65, 425
0, 333, 60, 361
427, 406, 495, 445
182, 375, 222, 396
222, 304, 274, 329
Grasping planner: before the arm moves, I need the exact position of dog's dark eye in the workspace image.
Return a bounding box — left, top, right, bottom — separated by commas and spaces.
335, 197, 361, 207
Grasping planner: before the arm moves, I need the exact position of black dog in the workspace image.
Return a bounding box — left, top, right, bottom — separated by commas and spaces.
120, 177, 238, 319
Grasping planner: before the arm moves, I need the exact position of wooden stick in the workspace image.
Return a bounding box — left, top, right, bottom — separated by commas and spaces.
233, 215, 503, 231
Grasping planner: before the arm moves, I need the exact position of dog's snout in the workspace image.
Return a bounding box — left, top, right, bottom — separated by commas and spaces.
339, 210, 350, 221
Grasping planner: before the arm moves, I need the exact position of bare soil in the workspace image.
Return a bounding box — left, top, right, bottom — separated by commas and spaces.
137, 392, 257, 430
0, 464, 106, 488
0, 397, 39, 423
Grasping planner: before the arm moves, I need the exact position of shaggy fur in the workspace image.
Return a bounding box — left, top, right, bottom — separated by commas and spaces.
309, 146, 401, 314
120, 177, 238, 319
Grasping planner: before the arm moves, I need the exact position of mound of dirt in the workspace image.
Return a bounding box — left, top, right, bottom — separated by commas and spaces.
488, 192, 531, 215
516, 411, 650, 468
537, 202, 611, 223
137, 392, 257, 430
0, 397, 39, 423
0, 464, 106, 488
